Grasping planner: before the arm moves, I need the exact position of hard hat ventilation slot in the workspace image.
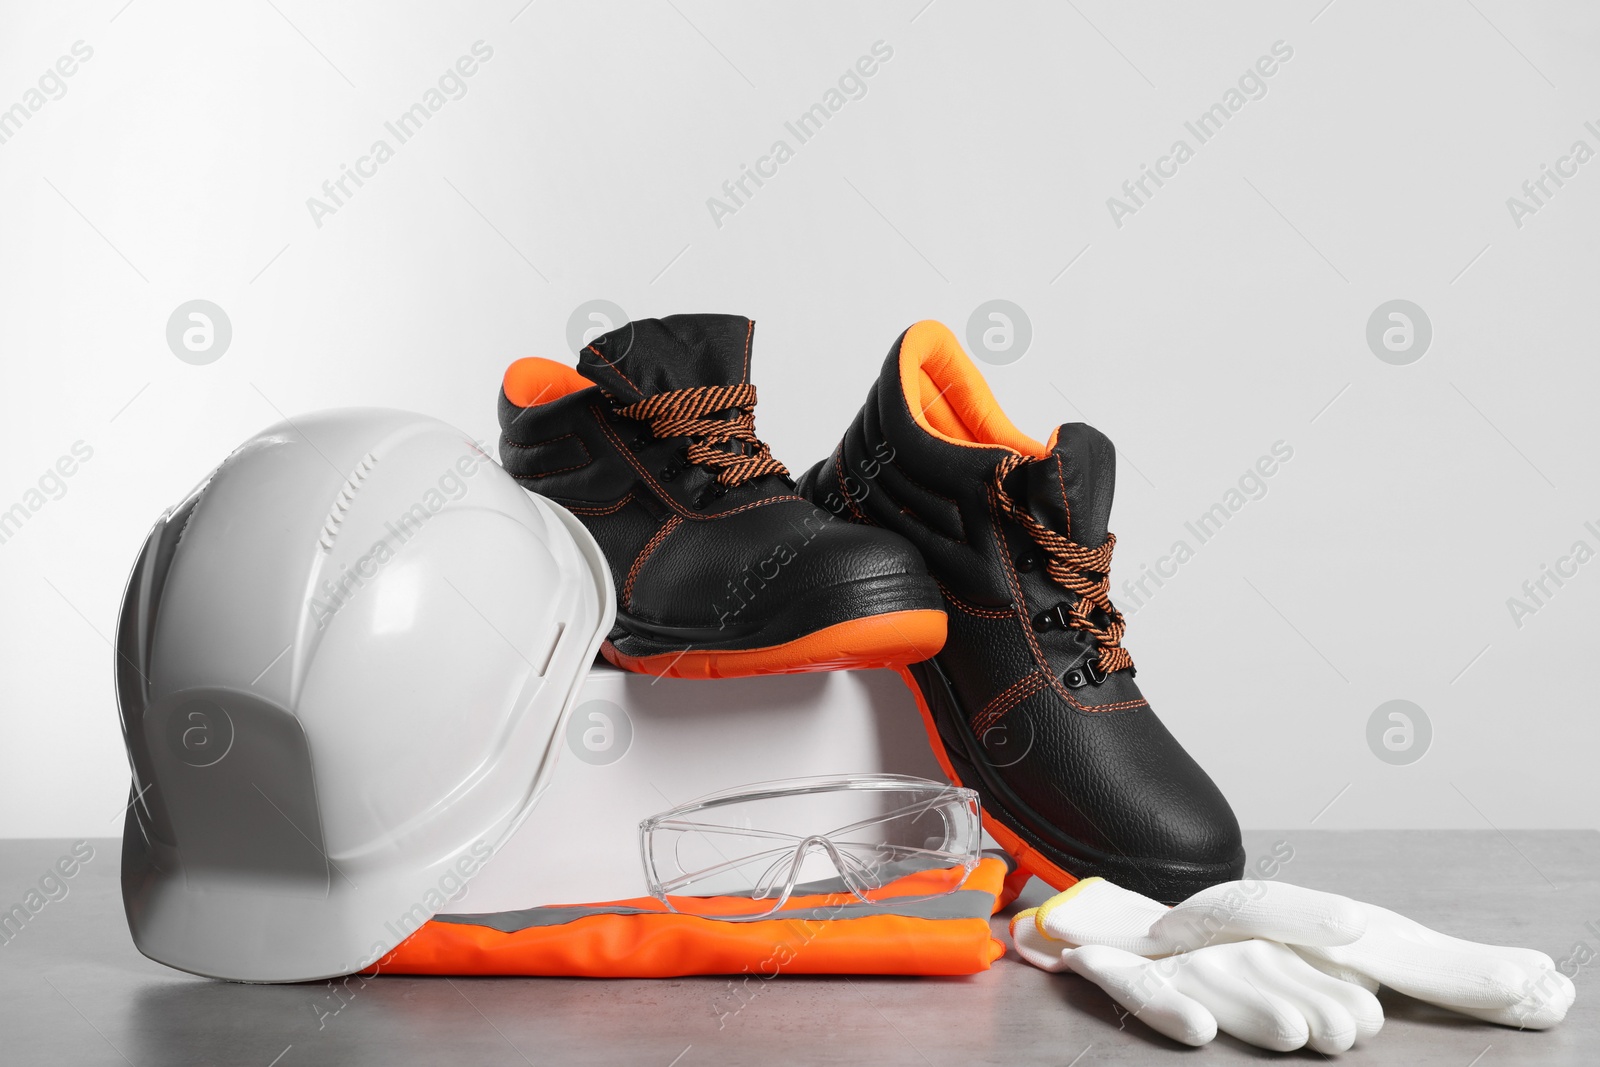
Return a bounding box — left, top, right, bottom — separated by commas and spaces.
534, 622, 566, 676
317, 452, 380, 552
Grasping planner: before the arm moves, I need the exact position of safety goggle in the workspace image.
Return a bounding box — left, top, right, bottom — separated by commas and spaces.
639, 774, 982, 921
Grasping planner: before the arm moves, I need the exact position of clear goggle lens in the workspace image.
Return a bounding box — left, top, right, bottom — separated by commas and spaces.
639, 774, 982, 920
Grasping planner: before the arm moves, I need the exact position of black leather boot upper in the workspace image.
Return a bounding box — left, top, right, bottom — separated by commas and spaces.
797, 321, 1244, 902
498, 314, 943, 672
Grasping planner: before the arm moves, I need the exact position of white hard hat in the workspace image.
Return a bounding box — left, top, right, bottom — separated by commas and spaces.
115, 408, 614, 982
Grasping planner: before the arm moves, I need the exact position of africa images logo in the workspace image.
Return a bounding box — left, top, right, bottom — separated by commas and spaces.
706, 41, 894, 228
1105, 40, 1294, 228
305, 42, 495, 228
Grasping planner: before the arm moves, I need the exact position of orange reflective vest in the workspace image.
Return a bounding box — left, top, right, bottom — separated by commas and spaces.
369, 856, 1012, 977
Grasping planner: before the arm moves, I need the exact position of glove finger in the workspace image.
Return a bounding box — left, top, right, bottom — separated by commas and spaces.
1305, 938, 1534, 1010
1010, 909, 1071, 973
1362, 902, 1560, 971
1279, 950, 1386, 1042
1236, 940, 1384, 1052
1434, 968, 1575, 1030
1154, 880, 1366, 949
1173, 945, 1311, 1052
1339, 903, 1566, 1009
1061, 946, 1218, 1047
1291, 945, 1381, 992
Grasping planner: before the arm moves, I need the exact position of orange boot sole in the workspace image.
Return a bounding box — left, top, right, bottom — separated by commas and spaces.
602, 610, 947, 680
895, 666, 1082, 893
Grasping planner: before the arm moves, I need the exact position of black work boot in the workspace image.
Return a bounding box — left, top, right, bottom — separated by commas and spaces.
498, 313, 946, 678
796, 320, 1243, 902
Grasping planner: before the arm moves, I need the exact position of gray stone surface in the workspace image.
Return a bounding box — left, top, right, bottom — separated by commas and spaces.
0, 831, 1594, 1066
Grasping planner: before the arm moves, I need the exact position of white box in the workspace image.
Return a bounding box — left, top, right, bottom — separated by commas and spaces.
460, 663, 945, 910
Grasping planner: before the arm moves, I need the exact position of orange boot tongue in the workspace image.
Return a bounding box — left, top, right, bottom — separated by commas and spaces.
1015, 423, 1117, 548
578, 313, 755, 402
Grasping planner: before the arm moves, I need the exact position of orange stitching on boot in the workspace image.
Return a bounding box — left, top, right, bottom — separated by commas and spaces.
894, 666, 1082, 892
500, 432, 592, 477
971, 671, 1049, 739
624, 516, 682, 608
973, 674, 1046, 737
985, 494, 1145, 713
613, 384, 789, 487
936, 580, 1014, 620
563, 492, 635, 517
593, 408, 799, 522
832, 445, 871, 524
586, 343, 645, 396
1053, 452, 1073, 541
990, 453, 1132, 676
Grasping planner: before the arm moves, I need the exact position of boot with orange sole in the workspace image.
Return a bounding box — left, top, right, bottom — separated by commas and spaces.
797, 321, 1243, 902
499, 314, 946, 679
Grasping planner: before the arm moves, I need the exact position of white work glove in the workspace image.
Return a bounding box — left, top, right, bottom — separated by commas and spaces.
1025, 877, 1574, 1034
1013, 913, 1382, 1052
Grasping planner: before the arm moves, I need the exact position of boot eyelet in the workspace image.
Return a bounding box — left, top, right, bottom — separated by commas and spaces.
689, 494, 707, 511
629, 433, 650, 452
1064, 659, 1108, 688
659, 465, 680, 482
1016, 553, 1036, 573
1032, 604, 1071, 632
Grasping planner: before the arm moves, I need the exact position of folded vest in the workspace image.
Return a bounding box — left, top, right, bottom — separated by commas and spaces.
369, 856, 1013, 977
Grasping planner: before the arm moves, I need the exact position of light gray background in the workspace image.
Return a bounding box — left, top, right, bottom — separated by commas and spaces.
2, 0, 1597, 841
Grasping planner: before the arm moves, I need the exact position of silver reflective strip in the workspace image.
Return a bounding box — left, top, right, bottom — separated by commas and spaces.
434, 888, 995, 933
